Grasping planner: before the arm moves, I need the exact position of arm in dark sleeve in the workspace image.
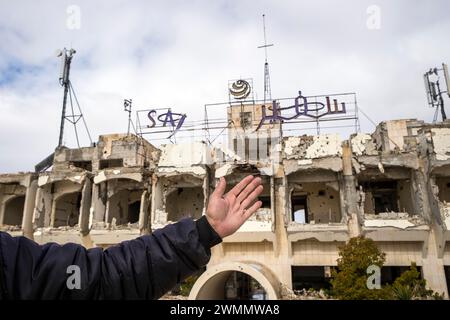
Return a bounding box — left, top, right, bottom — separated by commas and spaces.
0, 216, 221, 300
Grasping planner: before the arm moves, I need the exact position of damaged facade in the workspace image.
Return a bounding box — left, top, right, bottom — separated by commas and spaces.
2, 113, 450, 299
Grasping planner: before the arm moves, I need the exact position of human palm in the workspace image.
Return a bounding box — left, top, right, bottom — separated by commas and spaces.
206, 175, 263, 238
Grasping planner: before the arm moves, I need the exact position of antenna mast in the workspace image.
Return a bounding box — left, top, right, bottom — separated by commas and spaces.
424, 63, 449, 122
56, 48, 92, 148
257, 14, 274, 104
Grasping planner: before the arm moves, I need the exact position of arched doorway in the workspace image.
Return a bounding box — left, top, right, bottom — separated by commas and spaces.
189, 262, 279, 300
3, 195, 25, 226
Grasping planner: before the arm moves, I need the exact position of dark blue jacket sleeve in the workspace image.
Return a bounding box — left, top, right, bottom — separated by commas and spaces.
0, 216, 221, 300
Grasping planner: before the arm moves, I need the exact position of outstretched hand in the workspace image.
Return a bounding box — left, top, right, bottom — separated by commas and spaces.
206, 175, 263, 238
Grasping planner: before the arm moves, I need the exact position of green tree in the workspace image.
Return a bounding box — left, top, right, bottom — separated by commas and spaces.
330, 236, 390, 299
388, 263, 444, 300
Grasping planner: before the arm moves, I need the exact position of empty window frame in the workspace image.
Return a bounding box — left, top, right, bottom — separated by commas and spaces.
99, 159, 124, 169
292, 194, 308, 223
361, 180, 399, 214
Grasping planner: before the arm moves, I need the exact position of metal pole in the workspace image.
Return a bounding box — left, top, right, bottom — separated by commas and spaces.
58, 51, 73, 148
437, 80, 447, 121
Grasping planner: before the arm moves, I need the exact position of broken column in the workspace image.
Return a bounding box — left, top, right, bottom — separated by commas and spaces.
22, 179, 38, 239
342, 141, 361, 237
79, 178, 92, 236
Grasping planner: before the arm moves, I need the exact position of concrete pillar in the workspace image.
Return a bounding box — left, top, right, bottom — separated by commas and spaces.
22, 180, 38, 239
32, 187, 43, 228
342, 142, 361, 238
50, 195, 57, 227
274, 175, 291, 288
411, 168, 432, 223
422, 228, 449, 298
91, 182, 106, 223
79, 179, 92, 236
150, 174, 162, 226
139, 190, 150, 235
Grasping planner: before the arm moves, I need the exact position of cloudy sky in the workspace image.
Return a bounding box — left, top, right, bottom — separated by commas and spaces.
0, 0, 449, 173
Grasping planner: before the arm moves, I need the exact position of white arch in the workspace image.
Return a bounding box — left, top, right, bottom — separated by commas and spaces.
189, 261, 280, 300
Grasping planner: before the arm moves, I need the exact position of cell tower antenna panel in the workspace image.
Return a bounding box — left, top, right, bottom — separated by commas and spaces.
424, 63, 448, 122
443, 63, 450, 98
257, 14, 274, 103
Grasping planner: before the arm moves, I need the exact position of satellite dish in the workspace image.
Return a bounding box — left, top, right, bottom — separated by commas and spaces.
55, 49, 63, 57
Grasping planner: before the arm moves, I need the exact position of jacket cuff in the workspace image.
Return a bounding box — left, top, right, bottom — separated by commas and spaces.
195, 216, 222, 250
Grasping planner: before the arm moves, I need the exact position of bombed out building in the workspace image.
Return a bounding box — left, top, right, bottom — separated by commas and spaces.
2, 93, 450, 299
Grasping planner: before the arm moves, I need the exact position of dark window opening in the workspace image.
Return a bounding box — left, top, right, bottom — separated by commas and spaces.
259, 195, 271, 209
361, 180, 399, 214
381, 266, 422, 285
240, 112, 252, 129
444, 266, 450, 296
128, 201, 140, 224
70, 161, 92, 171
291, 266, 332, 291
99, 158, 123, 169
292, 194, 308, 223
436, 177, 450, 202
224, 271, 267, 300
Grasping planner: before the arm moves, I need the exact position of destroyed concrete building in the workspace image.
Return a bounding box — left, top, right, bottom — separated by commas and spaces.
2, 110, 450, 299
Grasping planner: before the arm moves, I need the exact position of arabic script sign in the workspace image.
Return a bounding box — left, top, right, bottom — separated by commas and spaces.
256, 91, 347, 130
137, 108, 186, 138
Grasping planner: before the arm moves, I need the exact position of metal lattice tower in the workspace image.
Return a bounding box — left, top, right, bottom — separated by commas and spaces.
56, 48, 92, 148
258, 14, 274, 104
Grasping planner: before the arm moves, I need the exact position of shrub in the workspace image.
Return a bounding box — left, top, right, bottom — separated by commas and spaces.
330, 236, 390, 300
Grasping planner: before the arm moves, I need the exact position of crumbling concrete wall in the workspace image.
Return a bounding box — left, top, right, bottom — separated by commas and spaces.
54, 192, 81, 227
284, 134, 342, 159
106, 189, 142, 225
152, 174, 206, 226
104, 178, 146, 227
430, 128, 450, 161
166, 186, 204, 221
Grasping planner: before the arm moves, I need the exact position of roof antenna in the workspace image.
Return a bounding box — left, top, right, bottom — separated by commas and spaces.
257, 14, 274, 104
55, 48, 92, 148
424, 63, 449, 123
